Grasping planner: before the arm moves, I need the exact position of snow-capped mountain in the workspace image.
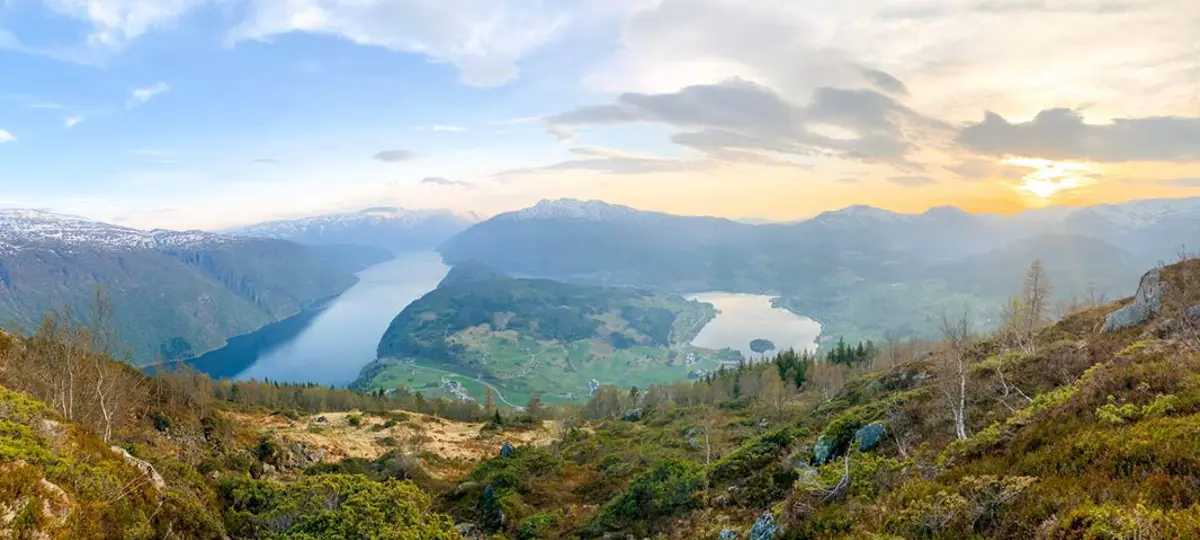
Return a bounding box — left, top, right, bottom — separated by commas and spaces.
228, 207, 477, 253
503, 199, 646, 222
0, 209, 237, 253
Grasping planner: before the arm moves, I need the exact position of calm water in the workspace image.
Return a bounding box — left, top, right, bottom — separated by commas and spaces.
185, 251, 449, 385
686, 292, 821, 357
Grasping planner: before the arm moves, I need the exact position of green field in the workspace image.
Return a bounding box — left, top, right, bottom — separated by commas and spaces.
357, 268, 724, 406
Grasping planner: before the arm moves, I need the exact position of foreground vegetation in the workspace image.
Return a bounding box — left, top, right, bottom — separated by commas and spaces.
5, 258, 1200, 538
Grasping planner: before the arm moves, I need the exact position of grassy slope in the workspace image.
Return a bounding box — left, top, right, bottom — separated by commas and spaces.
360, 274, 718, 403
443, 260, 1200, 539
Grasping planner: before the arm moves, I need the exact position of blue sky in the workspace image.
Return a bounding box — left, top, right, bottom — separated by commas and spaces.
2, 1, 1199, 229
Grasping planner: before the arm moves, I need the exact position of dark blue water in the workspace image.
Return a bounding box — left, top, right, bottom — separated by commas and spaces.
184, 251, 449, 386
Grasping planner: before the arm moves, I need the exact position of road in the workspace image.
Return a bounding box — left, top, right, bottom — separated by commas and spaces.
402, 361, 524, 410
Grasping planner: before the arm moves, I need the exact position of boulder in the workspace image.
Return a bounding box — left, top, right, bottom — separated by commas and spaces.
719, 529, 739, 540
855, 423, 886, 452
812, 436, 835, 465
315, 415, 328, 424
757, 418, 770, 428
1102, 268, 1163, 332
749, 513, 781, 540
499, 441, 515, 457
110, 446, 166, 492
622, 408, 642, 421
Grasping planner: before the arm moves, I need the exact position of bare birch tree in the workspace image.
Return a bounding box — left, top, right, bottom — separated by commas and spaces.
940, 311, 973, 441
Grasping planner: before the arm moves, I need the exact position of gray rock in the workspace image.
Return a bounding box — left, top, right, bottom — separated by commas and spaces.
1188, 305, 1200, 323
315, 416, 328, 423
719, 529, 739, 540
110, 446, 166, 491
855, 423, 886, 452
262, 463, 277, 475
757, 418, 770, 428
1103, 268, 1163, 332
622, 408, 642, 421
499, 441, 515, 457
749, 513, 781, 540
812, 436, 835, 465
455, 523, 484, 539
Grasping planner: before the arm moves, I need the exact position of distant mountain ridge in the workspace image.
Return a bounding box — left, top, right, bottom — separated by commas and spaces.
440, 196, 1200, 344
0, 209, 386, 363
228, 206, 478, 253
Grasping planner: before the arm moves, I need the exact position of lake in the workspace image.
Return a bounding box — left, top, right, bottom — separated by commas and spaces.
686, 292, 822, 357
185, 251, 449, 385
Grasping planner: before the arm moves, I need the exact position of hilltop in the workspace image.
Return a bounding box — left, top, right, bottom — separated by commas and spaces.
355, 266, 719, 404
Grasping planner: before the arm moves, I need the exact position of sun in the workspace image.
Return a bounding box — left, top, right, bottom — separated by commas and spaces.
1006, 157, 1095, 201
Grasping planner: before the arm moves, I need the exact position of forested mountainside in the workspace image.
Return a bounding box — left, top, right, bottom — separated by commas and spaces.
0, 209, 388, 363
6, 258, 1200, 539
356, 263, 718, 404
440, 198, 1191, 344
228, 206, 477, 253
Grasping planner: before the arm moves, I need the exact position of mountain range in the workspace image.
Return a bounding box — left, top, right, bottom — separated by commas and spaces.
227, 206, 478, 253
441, 197, 1200, 342
0, 209, 391, 363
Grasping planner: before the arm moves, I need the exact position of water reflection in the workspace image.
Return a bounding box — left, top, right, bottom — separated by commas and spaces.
686, 292, 821, 358
183, 251, 449, 385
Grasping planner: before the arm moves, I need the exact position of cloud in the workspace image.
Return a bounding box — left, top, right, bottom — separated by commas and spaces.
372, 150, 421, 163
30, 101, 65, 110
0, 129, 15, 143
9, 0, 209, 61
127, 82, 170, 108
887, 175, 938, 187
497, 155, 714, 177
958, 108, 1200, 162
64, 116, 84, 128
228, 0, 584, 87
860, 67, 909, 96
421, 176, 471, 187
547, 78, 937, 167
945, 158, 1033, 180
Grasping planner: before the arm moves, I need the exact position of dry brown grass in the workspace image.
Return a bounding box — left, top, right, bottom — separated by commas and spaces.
232, 410, 557, 479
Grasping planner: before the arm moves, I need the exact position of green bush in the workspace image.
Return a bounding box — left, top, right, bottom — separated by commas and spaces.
219, 473, 458, 538
587, 458, 704, 533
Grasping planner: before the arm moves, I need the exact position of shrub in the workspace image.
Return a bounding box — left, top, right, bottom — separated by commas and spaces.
587, 458, 704, 533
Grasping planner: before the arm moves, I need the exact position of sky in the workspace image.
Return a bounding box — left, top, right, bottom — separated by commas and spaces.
1, 0, 1199, 230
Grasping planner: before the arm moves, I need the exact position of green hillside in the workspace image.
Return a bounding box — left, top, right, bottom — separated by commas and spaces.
356, 266, 718, 403
0, 241, 388, 363
6, 259, 1200, 538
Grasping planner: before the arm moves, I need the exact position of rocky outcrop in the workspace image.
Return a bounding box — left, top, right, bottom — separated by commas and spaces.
110, 446, 166, 491
749, 513, 781, 540
1102, 268, 1163, 332
855, 423, 886, 452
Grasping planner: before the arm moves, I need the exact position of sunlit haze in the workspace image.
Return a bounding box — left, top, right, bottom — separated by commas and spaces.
1, 1, 1198, 229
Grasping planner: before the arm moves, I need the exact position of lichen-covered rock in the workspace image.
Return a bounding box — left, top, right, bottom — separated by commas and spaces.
110, 446, 166, 491
719, 529, 739, 539
749, 513, 781, 540
1102, 268, 1163, 332
499, 441, 514, 457
855, 422, 886, 452
622, 408, 642, 421
812, 436, 835, 465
